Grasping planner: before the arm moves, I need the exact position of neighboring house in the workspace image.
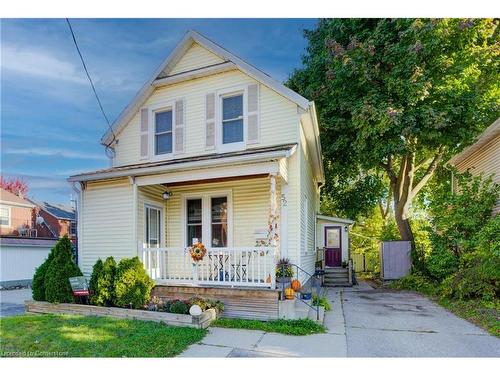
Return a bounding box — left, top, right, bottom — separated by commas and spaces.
0, 188, 36, 237
448, 118, 500, 215
69, 31, 351, 318
30, 200, 77, 243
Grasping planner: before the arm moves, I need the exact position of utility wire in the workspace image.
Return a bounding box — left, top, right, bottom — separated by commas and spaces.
65, 18, 116, 154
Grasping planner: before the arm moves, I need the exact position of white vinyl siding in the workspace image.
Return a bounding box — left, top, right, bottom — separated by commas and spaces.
297, 122, 320, 279
454, 135, 500, 214
168, 43, 225, 76
80, 179, 134, 275
112, 69, 298, 167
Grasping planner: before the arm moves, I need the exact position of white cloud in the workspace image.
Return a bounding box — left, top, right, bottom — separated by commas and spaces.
1, 44, 87, 84
4, 147, 107, 161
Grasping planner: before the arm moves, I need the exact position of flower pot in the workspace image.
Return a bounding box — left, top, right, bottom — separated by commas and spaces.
301, 292, 312, 300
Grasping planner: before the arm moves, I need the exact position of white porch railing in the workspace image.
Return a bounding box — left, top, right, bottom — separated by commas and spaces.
140, 246, 277, 289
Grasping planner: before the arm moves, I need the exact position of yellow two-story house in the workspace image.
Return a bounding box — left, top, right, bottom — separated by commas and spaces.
69, 31, 352, 318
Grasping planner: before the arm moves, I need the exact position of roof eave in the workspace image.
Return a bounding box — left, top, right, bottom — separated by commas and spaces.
68, 145, 297, 183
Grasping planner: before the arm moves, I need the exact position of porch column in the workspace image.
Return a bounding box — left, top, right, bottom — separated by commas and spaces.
129, 177, 139, 256
280, 180, 288, 259
268, 173, 280, 254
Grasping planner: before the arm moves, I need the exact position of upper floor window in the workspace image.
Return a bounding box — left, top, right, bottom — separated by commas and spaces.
155, 110, 173, 155
0, 206, 10, 226
222, 94, 244, 145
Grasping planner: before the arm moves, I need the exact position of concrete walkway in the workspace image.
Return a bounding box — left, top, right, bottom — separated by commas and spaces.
0, 288, 31, 317
180, 281, 500, 357
180, 289, 347, 357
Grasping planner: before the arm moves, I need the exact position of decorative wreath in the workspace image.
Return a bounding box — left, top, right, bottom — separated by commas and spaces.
189, 242, 207, 262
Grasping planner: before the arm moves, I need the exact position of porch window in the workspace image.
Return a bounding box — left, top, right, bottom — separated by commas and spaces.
155, 110, 173, 155
187, 198, 202, 246
145, 206, 161, 247
211, 197, 227, 247
222, 94, 243, 144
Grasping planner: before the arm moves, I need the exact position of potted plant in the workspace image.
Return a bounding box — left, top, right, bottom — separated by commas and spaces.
341, 260, 348, 268
276, 258, 294, 284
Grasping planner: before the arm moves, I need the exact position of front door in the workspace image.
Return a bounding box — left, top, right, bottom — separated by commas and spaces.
325, 226, 342, 267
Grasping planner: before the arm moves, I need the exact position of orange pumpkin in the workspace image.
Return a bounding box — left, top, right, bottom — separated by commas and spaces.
291, 279, 301, 292
285, 288, 295, 300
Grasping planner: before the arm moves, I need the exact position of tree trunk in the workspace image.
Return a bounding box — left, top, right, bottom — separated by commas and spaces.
394, 208, 415, 245
380, 147, 444, 250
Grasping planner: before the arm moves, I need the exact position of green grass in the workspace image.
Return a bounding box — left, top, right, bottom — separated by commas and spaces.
211, 318, 325, 335
437, 298, 500, 337
0, 314, 206, 357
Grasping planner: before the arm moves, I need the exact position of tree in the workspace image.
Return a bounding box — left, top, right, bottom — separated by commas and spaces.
0, 176, 28, 197
32, 249, 56, 301
44, 236, 82, 303
288, 19, 499, 245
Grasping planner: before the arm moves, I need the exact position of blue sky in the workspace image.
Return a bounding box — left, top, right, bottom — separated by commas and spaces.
1, 18, 317, 204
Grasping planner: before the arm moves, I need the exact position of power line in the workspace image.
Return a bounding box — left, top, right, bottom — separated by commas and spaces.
65, 18, 116, 154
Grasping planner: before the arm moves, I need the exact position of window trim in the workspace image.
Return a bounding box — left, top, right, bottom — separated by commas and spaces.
181, 190, 233, 249
0, 205, 11, 228
149, 102, 175, 161
143, 202, 164, 248
217, 85, 247, 153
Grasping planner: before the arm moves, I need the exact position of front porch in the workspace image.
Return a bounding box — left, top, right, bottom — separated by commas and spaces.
141, 246, 277, 288
134, 169, 286, 290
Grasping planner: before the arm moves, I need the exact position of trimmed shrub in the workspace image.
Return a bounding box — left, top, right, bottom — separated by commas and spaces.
169, 300, 189, 314
44, 236, 83, 303
88, 259, 103, 298
32, 249, 56, 301
90, 257, 116, 306
114, 257, 153, 309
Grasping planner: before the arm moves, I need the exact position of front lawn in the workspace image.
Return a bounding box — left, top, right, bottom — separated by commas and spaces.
211, 318, 325, 335
0, 314, 206, 357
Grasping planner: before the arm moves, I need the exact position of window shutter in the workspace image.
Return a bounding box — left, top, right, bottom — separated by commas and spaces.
140, 108, 149, 159
247, 84, 259, 144
174, 99, 185, 154
205, 93, 216, 149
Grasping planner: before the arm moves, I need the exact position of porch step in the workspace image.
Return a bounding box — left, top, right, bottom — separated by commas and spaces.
323, 282, 352, 287
324, 268, 348, 274
324, 274, 349, 281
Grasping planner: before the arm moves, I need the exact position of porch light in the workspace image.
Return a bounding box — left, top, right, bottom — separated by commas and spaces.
162, 190, 172, 200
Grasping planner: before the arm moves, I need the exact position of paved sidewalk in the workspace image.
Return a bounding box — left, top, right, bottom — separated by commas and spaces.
180, 289, 347, 357
0, 288, 31, 317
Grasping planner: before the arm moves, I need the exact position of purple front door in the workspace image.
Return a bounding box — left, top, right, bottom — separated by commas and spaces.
325, 226, 342, 267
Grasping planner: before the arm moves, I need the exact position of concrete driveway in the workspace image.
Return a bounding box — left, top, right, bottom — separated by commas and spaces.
0, 288, 31, 317
342, 284, 500, 357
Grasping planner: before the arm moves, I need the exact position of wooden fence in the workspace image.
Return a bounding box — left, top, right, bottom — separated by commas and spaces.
380, 241, 411, 280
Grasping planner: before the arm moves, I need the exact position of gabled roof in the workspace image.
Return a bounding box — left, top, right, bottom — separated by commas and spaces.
448, 118, 500, 166
101, 30, 311, 145
31, 200, 75, 221
0, 188, 35, 208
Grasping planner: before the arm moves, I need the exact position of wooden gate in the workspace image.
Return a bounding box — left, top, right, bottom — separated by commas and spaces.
380, 241, 411, 280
